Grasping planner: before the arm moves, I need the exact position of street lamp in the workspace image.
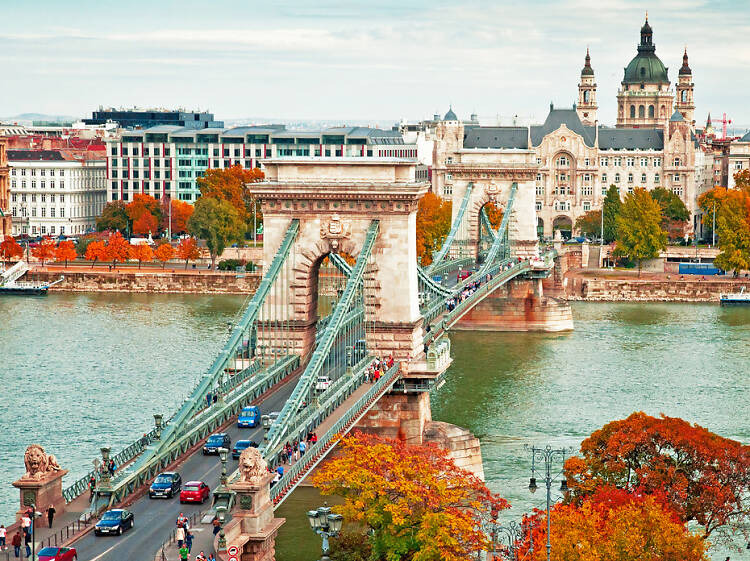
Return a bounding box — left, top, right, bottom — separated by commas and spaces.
261, 415, 271, 444
218, 447, 229, 486
483, 517, 523, 561
153, 414, 163, 440
215, 504, 228, 551
526, 445, 569, 561
29, 504, 42, 561
307, 504, 343, 561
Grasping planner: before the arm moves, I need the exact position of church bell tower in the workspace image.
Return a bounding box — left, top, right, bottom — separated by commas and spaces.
577, 48, 598, 126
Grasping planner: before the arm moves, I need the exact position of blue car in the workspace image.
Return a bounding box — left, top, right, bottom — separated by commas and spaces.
203, 433, 231, 455
232, 439, 259, 459
149, 471, 182, 499
95, 509, 134, 536
238, 406, 260, 428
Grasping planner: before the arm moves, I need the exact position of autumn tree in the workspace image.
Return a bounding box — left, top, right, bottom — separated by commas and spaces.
54, 240, 77, 267
483, 202, 503, 230
197, 165, 264, 229
31, 238, 56, 266
176, 237, 201, 270
126, 194, 162, 230
96, 201, 129, 232
564, 412, 750, 539
84, 240, 108, 268
0, 236, 24, 262
129, 243, 153, 269
517, 487, 707, 561
713, 195, 750, 275
106, 231, 131, 268
651, 187, 690, 241
416, 192, 452, 266
734, 169, 750, 194
313, 432, 509, 561
602, 185, 621, 243
574, 209, 602, 239
160, 198, 194, 234
154, 243, 175, 269
187, 197, 244, 268
132, 212, 158, 236
614, 188, 666, 275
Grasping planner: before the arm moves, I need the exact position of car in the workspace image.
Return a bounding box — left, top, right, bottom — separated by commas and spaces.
149, 471, 182, 499
95, 509, 134, 536
457, 270, 472, 281
37, 547, 77, 561
203, 433, 231, 455
232, 439, 259, 459
179, 480, 211, 504
314, 376, 332, 392
269, 411, 281, 423
238, 405, 260, 428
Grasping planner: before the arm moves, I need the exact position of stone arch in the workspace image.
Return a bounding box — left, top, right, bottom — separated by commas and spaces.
552, 150, 576, 196
465, 182, 513, 258
552, 215, 573, 240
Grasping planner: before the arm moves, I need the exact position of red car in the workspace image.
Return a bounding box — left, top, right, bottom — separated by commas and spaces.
38, 547, 77, 561
457, 270, 472, 281
180, 480, 210, 503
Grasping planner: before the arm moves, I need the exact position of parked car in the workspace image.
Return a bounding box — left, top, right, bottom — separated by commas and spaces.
95, 509, 134, 536
238, 405, 260, 428
149, 471, 182, 499
203, 433, 231, 455
179, 480, 211, 504
37, 547, 77, 561
232, 439, 259, 459
315, 376, 332, 392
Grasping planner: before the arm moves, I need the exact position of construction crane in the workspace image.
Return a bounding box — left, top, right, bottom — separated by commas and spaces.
718, 112, 732, 140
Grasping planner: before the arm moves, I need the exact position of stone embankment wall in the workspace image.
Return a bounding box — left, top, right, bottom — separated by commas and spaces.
27, 270, 261, 294
570, 278, 750, 302
422, 421, 485, 480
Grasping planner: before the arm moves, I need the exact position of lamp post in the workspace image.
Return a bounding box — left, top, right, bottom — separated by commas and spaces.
153, 414, 163, 440
483, 517, 523, 561
30, 504, 42, 561
306, 504, 343, 561
218, 447, 229, 487
215, 505, 228, 551
527, 445, 569, 561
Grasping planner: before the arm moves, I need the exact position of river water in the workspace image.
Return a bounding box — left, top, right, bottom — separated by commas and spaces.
1, 295, 748, 558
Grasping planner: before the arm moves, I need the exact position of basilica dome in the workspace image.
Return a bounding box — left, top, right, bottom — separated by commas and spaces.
622, 17, 669, 85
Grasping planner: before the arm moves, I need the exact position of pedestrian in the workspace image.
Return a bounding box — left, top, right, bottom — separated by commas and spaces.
20, 513, 30, 537
276, 465, 284, 477
47, 504, 55, 528
299, 440, 306, 457
89, 474, 97, 499
11, 530, 21, 558
212, 516, 221, 537
108, 458, 116, 476
185, 531, 194, 552
178, 543, 189, 561
176, 525, 186, 548
0, 524, 6, 550
176, 512, 189, 530
24, 531, 31, 559
207, 554, 216, 561
311, 433, 318, 445
195, 552, 207, 561
206, 393, 212, 407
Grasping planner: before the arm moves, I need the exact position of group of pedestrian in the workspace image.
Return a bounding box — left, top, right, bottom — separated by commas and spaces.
364, 356, 394, 383
176, 512, 195, 560
446, 278, 485, 312
194, 552, 215, 561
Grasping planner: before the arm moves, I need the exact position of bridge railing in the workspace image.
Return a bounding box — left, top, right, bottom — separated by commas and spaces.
269, 361, 401, 507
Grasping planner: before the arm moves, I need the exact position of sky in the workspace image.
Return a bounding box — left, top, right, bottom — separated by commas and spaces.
0, 0, 749, 128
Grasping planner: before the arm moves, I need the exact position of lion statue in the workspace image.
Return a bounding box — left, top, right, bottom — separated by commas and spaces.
23, 444, 61, 480
238, 447, 268, 486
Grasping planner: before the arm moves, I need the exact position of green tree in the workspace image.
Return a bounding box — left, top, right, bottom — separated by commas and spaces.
187, 197, 244, 268
574, 209, 602, 239
651, 187, 690, 241
602, 185, 621, 243
614, 188, 666, 276
96, 201, 129, 232
713, 195, 750, 275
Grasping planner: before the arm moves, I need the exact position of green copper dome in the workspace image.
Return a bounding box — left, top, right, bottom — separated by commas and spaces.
622, 17, 670, 85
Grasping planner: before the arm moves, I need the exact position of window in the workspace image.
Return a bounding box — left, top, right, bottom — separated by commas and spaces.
31, 194, 37, 202
674, 174, 681, 182
583, 173, 591, 182
582, 185, 593, 196
639, 105, 645, 118
50, 208, 55, 218
443, 183, 452, 196
132, 147, 139, 156
60, 208, 64, 217
11, 194, 16, 202
630, 105, 636, 118
600, 157, 609, 166
41, 226, 46, 234
654, 173, 661, 184
31, 208, 36, 217
583, 201, 591, 211
640, 157, 649, 167
556, 156, 569, 166
31, 169, 36, 176
627, 173, 634, 183
536, 183, 544, 196
535, 201, 542, 211
20, 169, 26, 176
111, 147, 118, 155
536, 173, 542, 181
613, 157, 622, 167
673, 186, 684, 197
40, 169, 46, 176
446, 157, 453, 164
153, 148, 160, 156
626, 157, 634, 167
673, 158, 681, 166
536, 157, 542, 165
734, 161, 744, 170
50, 194, 55, 202
615, 173, 621, 183
649, 105, 655, 118
654, 157, 661, 167
41, 208, 46, 217
602, 173, 607, 183
584, 158, 590, 166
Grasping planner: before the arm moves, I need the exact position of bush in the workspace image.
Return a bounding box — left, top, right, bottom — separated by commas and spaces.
217, 259, 256, 272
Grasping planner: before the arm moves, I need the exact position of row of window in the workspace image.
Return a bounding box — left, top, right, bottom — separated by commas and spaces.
112, 147, 171, 157
18, 224, 93, 236
11, 193, 65, 203
110, 181, 172, 190
13, 207, 68, 218
11, 168, 66, 176
111, 170, 172, 179
538, 172, 681, 184
554, 156, 674, 168
11, 180, 70, 189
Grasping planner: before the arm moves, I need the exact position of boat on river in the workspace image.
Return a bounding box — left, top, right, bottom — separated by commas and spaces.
0, 260, 64, 295
719, 286, 750, 306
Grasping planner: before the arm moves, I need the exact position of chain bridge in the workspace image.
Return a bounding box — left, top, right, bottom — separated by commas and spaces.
51, 158, 572, 561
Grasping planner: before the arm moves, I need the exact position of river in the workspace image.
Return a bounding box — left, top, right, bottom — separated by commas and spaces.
1, 295, 748, 558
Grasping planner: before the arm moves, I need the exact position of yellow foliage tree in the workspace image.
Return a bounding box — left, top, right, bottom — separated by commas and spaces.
416, 192, 452, 266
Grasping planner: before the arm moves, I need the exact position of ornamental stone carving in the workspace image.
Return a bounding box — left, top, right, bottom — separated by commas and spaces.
486, 183, 500, 203
23, 444, 62, 480
238, 447, 268, 486
320, 214, 352, 251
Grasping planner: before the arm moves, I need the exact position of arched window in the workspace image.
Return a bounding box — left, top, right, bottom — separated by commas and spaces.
583, 90, 590, 103
630, 105, 636, 118
639, 105, 645, 118
648, 105, 655, 118
681, 90, 688, 103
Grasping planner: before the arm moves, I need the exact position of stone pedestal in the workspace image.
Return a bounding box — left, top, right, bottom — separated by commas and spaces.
221, 473, 285, 561
357, 391, 432, 445
423, 421, 485, 480
12, 469, 68, 521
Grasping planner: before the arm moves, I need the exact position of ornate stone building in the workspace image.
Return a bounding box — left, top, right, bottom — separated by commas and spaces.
432, 17, 700, 238
0, 137, 11, 240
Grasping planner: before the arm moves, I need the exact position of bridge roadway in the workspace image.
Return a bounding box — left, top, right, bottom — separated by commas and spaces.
71, 374, 300, 561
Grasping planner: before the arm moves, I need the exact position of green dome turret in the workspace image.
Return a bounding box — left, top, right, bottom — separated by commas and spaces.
622, 16, 669, 85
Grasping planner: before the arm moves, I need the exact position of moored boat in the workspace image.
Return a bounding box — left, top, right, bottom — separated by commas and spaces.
719, 286, 750, 306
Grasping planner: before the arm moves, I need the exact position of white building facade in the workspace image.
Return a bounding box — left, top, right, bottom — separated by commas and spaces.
8, 150, 107, 237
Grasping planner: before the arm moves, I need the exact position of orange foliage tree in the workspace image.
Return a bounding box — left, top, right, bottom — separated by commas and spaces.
312, 432, 509, 561
84, 240, 108, 268
160, 198, 194, 234
0, 236, 24, 262
106, 232, 131, 268
133, 212, 158, 236
564, 412, 750, 539
31, 238, 56, 266
154, 243, 175, 269
517, 487, 707, 561
196, 165, 264, 223
416, 192, 452, 266
125, 194, 162, 230
176, 237, 201, 270
483, 202, 503, 230
54, 240, 77, 267
129, 243, 153, 269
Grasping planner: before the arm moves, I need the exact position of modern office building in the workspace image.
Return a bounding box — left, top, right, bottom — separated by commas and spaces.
106, 125, 416, 203
8, 150, 107, 237
83, 108, 223, 130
